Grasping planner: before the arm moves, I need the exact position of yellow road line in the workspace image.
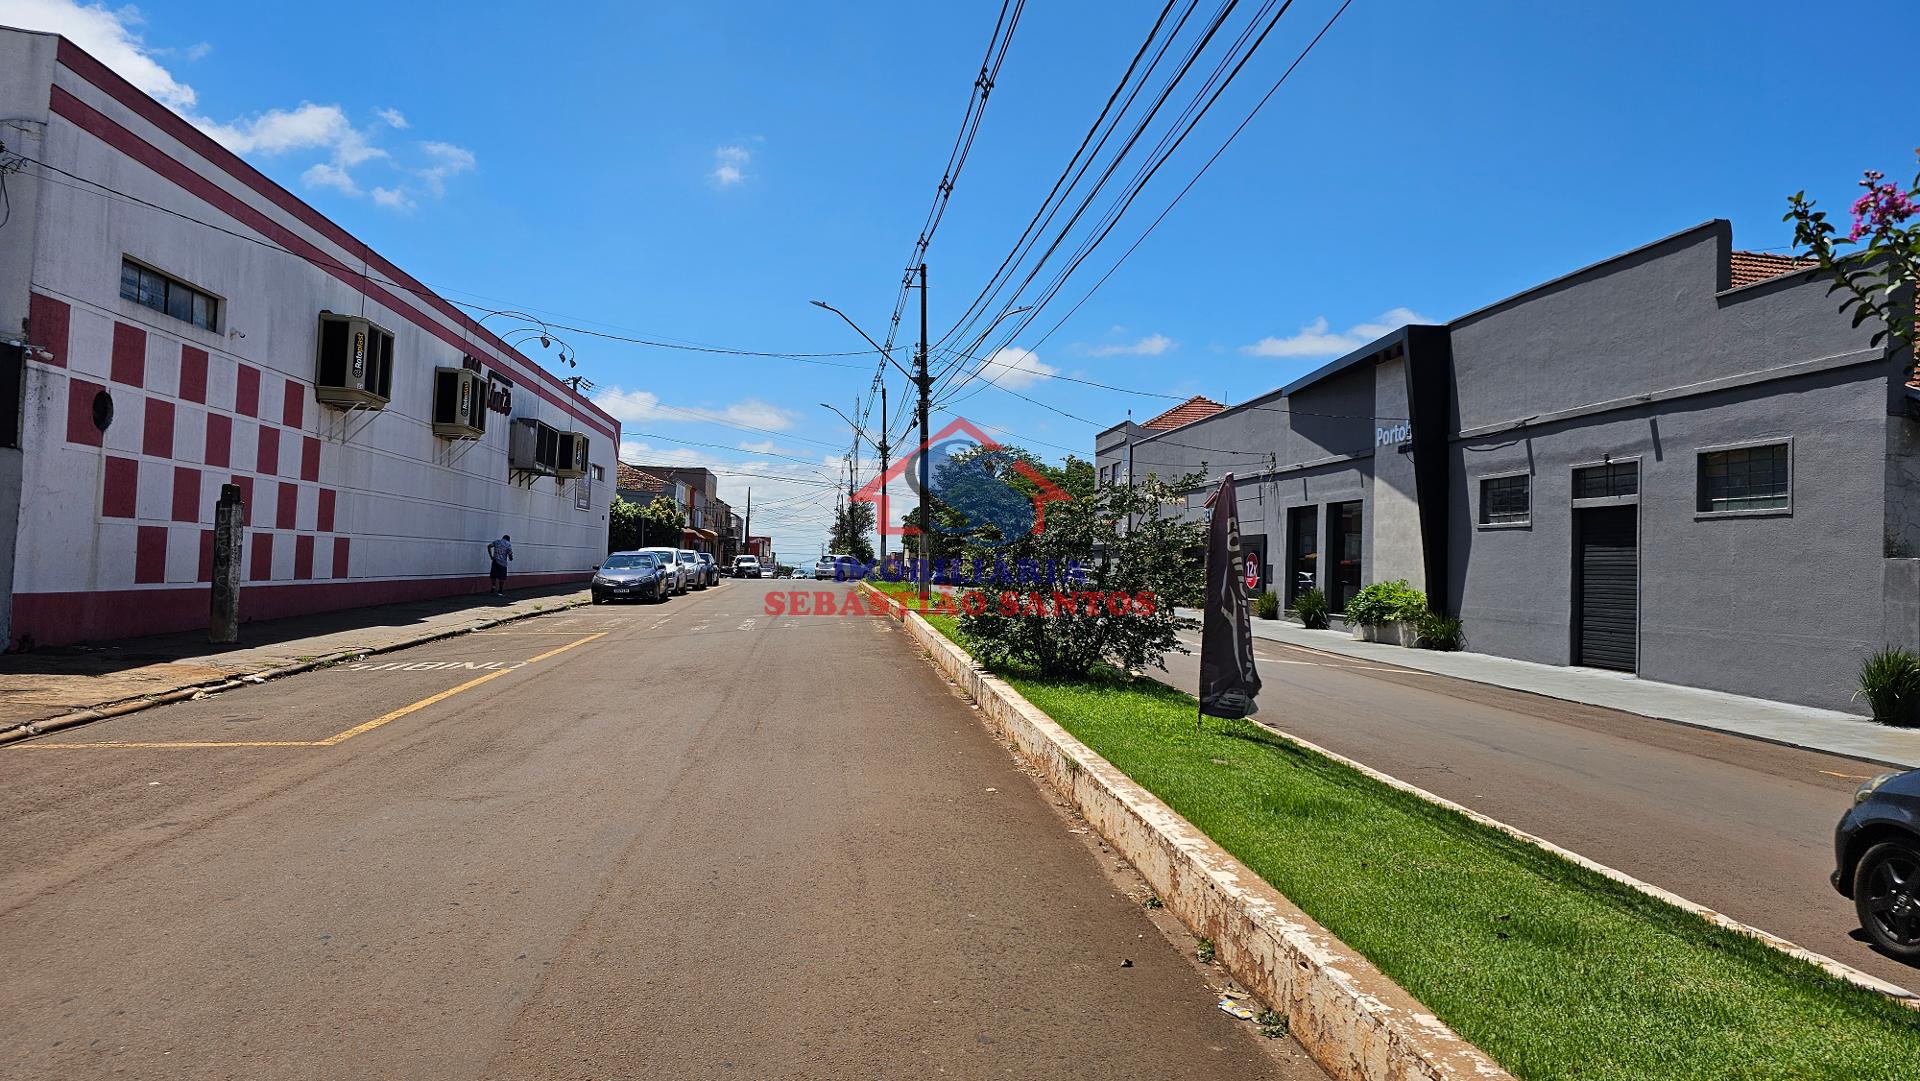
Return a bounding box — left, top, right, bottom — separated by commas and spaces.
1820, 769, 1876, 781
20, 632, 607, 750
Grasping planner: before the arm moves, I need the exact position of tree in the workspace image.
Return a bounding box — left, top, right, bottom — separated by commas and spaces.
954, 460, 1205, 679
1787, 149, 1919, 356
608, 497, 644, 552
614, 496, 685, 551
827, 501, 876, 563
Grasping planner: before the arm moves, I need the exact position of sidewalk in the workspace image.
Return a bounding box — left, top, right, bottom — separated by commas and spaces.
1177, 608, 1920, 769
0, 583, 590, 735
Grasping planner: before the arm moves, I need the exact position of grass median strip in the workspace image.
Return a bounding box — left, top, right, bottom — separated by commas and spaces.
876, 586, 1920, 1080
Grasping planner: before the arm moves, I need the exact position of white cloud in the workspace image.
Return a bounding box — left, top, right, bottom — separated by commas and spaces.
370, 186, 415, 211
414, 140, 475, 195
0, 0, 197, 107
1, 1, 470, 211
301, 162, 357, 195
737, 440, 781, 454
1083, 333, 1175, 358
711, 144, 751, 186
971, 346, 1057, 389
592, 388, 796, 432
1239, 308, 1431, 358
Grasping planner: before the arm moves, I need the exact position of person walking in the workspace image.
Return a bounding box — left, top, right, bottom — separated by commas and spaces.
486, 534, 513, 595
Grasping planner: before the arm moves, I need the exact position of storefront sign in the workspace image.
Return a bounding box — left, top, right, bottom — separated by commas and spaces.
1376, 421, 1412, 447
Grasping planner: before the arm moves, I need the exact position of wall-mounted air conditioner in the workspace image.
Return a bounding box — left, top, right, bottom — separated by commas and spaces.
510, 417, 561, 475
314, 312, 394, 409
431, 367, 487, 439
556, 432, 589, 478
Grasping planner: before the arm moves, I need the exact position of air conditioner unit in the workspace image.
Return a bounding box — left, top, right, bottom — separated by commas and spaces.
555, 432, 589, 478
510, 417, 560, 475
430, 367, 487, 439
314, 313, 394, 409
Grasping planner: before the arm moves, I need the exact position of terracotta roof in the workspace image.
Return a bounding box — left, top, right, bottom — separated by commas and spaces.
616, 462, 666, 492
1729, 251, 1816, 289
1140, 395, 1225, 431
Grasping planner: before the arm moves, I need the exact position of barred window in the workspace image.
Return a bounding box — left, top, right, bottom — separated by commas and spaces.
120, 260, 219, 332
1698, 443, 1790, 513
1480, 474, 1530, 525
1573, 461, 1639, 499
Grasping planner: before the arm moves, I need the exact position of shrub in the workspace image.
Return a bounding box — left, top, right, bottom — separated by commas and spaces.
1856, 647, 1920, 726
1254, 590, 1279, 620
1293, 588, 1330, 629
1343, 580, 1426, 626
1414, 609, 1463, 651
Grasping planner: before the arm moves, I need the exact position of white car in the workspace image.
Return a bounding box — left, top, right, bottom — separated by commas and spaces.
813, 554, 856, 581
677, 549, 708, 590
733, 555, 763, 579
637, 546, 688, 594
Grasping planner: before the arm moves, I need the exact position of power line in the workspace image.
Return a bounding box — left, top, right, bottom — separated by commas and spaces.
16, 153, 882, 368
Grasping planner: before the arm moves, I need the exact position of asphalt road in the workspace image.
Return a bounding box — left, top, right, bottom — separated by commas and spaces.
1156, 630, 1911, 989
0, 580, 1320, 1081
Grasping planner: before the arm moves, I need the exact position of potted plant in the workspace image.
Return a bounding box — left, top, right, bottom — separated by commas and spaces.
1292, 587, 1330, 630
1343, 580, 1427, 646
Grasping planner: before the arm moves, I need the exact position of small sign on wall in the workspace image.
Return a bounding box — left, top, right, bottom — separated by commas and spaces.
1376, 421, 1412, 447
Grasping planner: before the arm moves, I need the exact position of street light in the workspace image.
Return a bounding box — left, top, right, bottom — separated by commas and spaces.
809, 300, 913, 379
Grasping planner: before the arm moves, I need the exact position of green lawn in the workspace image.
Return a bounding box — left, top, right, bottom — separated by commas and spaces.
871, 582, 1920, 1079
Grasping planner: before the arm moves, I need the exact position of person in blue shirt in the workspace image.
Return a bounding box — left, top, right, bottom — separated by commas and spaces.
486, 534, 513, 595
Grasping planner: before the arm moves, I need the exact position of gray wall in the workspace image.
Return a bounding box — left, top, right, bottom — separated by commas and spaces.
0, 30, 56, 650
1448, 222, 1897, 711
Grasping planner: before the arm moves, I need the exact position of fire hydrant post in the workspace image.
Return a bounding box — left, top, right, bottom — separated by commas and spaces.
209, 482, 244, 644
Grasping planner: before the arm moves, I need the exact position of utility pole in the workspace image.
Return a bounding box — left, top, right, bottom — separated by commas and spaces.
848, 396, 859, 508
743, 487, 751, 561
915, 262, 930, 604
877, 383, 889, 565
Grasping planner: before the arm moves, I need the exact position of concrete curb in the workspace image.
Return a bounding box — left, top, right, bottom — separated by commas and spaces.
863, 586, 1511, 1081
0, 595, 590, 747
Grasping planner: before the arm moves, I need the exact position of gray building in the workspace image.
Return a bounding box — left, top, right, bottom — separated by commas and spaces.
1096, 221, 1915, 712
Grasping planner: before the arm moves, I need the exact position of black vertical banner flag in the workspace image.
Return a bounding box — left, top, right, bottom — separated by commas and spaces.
1198, 473, 1262, 720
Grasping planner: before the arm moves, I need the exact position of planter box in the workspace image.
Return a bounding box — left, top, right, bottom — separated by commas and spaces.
1352, 620, 1416, 647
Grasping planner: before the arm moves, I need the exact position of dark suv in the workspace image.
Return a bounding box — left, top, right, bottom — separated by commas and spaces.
1833, 768, 1920, 960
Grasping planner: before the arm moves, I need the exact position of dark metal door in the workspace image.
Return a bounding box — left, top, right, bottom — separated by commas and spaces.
1574, 505, 1638, 671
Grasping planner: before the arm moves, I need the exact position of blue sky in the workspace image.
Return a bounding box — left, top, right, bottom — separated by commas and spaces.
7, 0, 1912, 560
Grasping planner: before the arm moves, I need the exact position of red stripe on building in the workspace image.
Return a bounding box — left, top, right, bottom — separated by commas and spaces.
300, 436, 320, 482
317, 488, 336, 532
110, 321, 145, 386
256, 425, 279, 475
134, 525, 167, 584
275, 481, 297, 530
234, 363, 260, 417
171, 465, 199, 522
204, 412, 231, 468
178, 345, 208, 403
142, 396, 174, 458
66, 376, 104, 446
293, 534, 314, 580
249, 532, 273, 581
282, 378, 303, 430
28, 292, 69, 367
103, 456, 137, 518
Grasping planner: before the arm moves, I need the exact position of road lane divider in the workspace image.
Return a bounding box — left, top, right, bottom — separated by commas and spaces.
16, 633, 607, 751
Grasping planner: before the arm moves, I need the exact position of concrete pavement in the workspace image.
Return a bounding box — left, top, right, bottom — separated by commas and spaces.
0, 580, 1321, 1080
1156, 629, 1916, 990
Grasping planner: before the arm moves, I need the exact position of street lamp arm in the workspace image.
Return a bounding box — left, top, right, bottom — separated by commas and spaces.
810, 300, 914, 380
819, 402, 882, 451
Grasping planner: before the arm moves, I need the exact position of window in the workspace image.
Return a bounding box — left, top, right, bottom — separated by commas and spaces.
1479, 474, 1530, 525
592, 464, 606, 482
120, 259, 218, 332
1573, 461, 1639, 499
1698, 443, 1790, 513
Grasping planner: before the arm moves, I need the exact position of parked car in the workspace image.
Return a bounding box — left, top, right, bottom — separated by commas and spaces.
592, 551, 671, 604
678, 549, 709, 590
1833, 768, 1920, 959
733, 555, 763, 579
637, 546, 688, 594
697, 552, 720, 586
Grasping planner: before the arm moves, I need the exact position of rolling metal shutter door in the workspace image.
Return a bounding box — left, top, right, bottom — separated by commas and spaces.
1576, 506, 1638, 671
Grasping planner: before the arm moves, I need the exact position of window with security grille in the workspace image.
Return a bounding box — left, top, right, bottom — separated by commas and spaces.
1573, 461, 1639, 499
1698, 443, 1789, 513
1480, 474, 1530, 524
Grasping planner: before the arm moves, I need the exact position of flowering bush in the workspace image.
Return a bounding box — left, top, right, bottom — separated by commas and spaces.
1786, 149, 1919, 358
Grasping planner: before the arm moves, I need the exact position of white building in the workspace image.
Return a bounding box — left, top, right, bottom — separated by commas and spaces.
0, 28, 619, 649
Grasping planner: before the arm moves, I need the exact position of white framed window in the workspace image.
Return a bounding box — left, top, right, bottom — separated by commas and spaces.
1478, 472, 1530, 526
120, 258, 219, 332
1697, 440, 1791, 515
